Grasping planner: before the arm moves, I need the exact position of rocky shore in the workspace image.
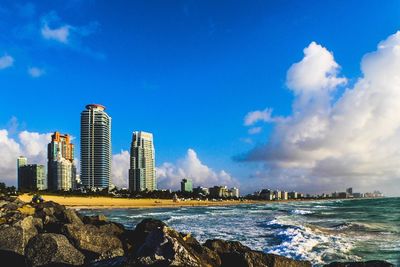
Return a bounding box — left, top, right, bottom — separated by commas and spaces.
0, 196, 394, 267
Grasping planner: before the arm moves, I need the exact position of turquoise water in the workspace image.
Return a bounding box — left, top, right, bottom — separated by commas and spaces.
80, 197, 400, 266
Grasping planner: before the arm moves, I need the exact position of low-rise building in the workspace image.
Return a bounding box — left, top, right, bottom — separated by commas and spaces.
260, 189, 274, 200
193, 186, 209, 196
230, 187, 240, 198
288, 191, 298, 199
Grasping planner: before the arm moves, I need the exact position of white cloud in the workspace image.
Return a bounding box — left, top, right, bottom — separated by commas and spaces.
286, 41, 347, 94
0, 129, 51, 186
28, 67, 45, 78
248, 127, 262, 135
244, 108, 273, 126
0, 54, 14, 69
111, 150, 130, 188
157, 149, 239, 190
41, 23, 70, 43
240, 32, 400, 196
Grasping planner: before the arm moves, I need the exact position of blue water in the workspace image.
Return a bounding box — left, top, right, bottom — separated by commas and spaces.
79, 197, 400, 266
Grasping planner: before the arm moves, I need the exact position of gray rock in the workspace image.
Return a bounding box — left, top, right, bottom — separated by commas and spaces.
0, 200, 9, 208
25, 233, 85, 267
131, 219, 214, 267
63, 223, 124, 258
324, 261, 394, 267
204, 239, 311, 267
63, 209, 84, 225
0, 216, 38, 255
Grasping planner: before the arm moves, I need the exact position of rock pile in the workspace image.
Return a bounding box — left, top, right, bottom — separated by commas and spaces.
0, 196, 394, 267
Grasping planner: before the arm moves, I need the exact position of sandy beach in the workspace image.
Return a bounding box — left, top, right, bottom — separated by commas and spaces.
18, 194, 259, 209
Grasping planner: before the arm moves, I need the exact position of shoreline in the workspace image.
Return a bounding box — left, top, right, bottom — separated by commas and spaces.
18, 193, 350, 209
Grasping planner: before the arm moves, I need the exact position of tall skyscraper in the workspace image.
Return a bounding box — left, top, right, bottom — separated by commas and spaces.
80, 104, 112, 189
17, 156, 27, 190
47, 132, 76, 191
17, 157, 45, 191
129, 131, 156, 192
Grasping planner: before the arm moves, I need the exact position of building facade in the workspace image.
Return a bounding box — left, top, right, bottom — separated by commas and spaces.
18, 162, 46, 191
181, 178, 193, 192
80, 104, 112, 189
48, 132, 76, 191
129, 131, 156, 192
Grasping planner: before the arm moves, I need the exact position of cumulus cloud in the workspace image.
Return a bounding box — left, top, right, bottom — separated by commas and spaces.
28, 67, 45, 78
0, 54, 14, 69
286, 41, 347, 93
239, 32, 400, 196
111, 150, 130, 188
0, 128, 51, 186
157, 149, 239, 190
41, 23, 70, 43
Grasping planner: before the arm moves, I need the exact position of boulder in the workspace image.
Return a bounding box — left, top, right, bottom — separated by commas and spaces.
63, 223, 124, 259
17, 204, 35, 216
324, 261, 394, 267
63, 209, 84, 225
98, 221, 125, 237
204, 239, 311, 267
0, 216, 38, 255
183, 234, 221, 267
130, 219, 216, 267
83, 214, 109, 225
25, 233, 85, 267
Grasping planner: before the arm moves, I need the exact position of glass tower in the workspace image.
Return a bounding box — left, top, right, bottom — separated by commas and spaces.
80, 104, 112, 189
129, 131, 156, 192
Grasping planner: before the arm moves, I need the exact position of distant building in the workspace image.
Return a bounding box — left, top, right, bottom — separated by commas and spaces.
288, 191, 298, 199
230, 187, 240, 198
180, 178, 193, 192
346, 187, 353, 195
48, 132, 76, 191
193, 186, 209, 196
260, 189, 274, 200
17, 156, 27, 184
274, 190, 282, 200
129, 131, 156, 192
282, 191, 288, 200
209, 186, 229, 198
18, 162, 46, 191
80, 104, 112, 189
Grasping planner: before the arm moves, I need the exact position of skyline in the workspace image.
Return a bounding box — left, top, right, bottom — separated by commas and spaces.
1, 1, 400, 195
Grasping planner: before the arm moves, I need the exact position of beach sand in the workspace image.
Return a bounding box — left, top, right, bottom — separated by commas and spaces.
18, 194, 257, 209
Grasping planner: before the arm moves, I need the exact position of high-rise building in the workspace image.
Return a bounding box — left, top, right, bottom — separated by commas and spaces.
17, 156, 27, 182
48, 132, 76, 191
129, 131, 156, 192
181, 178, 193, 192
18, 161, 46, 191
80, 104, 112, 189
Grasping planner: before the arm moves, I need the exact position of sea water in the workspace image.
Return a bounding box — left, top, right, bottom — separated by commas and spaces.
80, 197, 400, 266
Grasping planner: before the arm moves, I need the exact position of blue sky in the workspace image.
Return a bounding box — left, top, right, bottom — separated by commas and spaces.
1, 1, 400, 195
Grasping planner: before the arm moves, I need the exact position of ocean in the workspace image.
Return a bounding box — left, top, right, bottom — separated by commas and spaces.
80, 197, 400, 266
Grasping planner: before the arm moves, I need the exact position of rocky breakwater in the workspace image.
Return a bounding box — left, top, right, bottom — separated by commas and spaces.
0, 196, 394, 267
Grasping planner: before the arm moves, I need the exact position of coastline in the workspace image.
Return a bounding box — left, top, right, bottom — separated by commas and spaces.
18, 193, 350, 209
18, 194, 259, 209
